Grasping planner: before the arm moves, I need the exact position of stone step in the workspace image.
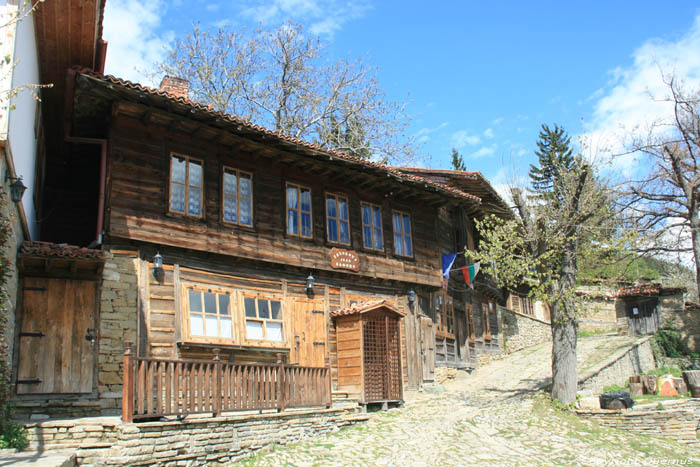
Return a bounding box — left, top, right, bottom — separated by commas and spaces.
0, 449, 76, 467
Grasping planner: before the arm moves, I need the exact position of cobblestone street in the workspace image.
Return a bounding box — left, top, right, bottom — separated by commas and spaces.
240, 336, 700, 466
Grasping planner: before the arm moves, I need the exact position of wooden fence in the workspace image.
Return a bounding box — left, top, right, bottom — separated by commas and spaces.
121, 343, 331, 422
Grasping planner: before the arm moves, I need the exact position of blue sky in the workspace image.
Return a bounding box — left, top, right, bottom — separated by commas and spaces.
103, 1, 700, 190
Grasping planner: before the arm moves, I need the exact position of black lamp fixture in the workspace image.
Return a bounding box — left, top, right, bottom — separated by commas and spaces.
407, 289, 417, 305
305, 273, 315, 295
5, 173, 27, 203
153, 251, 163, 277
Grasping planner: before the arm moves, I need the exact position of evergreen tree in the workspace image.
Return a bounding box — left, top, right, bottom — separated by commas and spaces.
529, 124, 574, 196
451, 148, 466, 171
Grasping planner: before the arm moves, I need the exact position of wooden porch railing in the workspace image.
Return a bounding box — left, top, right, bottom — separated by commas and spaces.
121, 343, 331, 422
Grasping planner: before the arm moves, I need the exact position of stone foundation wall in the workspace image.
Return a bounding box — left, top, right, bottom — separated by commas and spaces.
576, 399, 700, 444
25, 407, 366, 466
661, 302, 700, 352
98, 251, 139, 416
578, 337, 656, 394
578, 296, 617, 333
499, 306, 551, 354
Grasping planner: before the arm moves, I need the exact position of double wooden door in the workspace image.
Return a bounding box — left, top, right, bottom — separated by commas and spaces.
16, 277, 97, 394
288, 296, 327, 367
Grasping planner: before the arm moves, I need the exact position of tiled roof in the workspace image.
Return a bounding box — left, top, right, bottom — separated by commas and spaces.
616, 283, 686, 298
71, 68, 481, 205
330, 299, 407, 318
19, 241, 107, 261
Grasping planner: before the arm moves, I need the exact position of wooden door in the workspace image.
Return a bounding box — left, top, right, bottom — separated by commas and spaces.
17, 277, 97, 394
420, 316, 435, 382
289, 296, 327, 367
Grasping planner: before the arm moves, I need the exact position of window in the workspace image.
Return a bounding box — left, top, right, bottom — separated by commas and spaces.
287, 183, 312, 238
222, 168, 253, 226
392, 211, 413, 257
187, 288, 233, 339
244, 296, 284, 342
435, 291, 455, 339
466, 304, 476, 344
326, 193, 350, 244
361, 203, 383, 250
169, 154, 203, 217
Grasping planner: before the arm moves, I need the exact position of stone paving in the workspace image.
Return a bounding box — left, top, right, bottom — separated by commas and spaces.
240, 335, 700, 467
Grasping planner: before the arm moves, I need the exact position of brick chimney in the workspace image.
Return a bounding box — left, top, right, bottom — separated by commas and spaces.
159, 76, 189, 99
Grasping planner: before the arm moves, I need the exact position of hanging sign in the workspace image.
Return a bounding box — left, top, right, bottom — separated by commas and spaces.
330, 248, 360, 272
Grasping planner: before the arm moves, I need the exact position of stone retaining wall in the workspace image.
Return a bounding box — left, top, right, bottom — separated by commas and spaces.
25, 407, 366, 466
576, 399, 700, 444
498, 306, 551, 354
578, 336, 656, 394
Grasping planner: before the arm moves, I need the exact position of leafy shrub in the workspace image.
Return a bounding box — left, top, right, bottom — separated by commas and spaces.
0, 419, 27, 450
654, 328, 689, 358
603, 384, 626, 393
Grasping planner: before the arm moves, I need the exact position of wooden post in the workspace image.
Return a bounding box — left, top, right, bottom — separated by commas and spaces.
276, 353, 285, 412
325, 355, 332, 408
122, 342, 134, 423
213, 349, 222, 417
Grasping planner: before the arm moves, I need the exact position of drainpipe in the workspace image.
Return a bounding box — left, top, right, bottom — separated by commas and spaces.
64, 68, 107, 247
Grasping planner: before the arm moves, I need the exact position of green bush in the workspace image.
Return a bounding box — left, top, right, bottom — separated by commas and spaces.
0, 419, 27, 450
603, 384, 626, 393
654, 328, 689, 358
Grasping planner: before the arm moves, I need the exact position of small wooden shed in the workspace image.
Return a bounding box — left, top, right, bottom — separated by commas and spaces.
331, 300, 406, 405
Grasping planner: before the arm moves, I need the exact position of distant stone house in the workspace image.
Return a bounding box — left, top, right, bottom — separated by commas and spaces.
615, 283, 686, 336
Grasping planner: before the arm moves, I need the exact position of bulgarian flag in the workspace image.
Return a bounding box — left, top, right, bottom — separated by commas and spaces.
461, 262, 480, 289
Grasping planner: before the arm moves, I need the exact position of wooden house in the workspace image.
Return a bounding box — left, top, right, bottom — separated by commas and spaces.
12, 66, 494, 418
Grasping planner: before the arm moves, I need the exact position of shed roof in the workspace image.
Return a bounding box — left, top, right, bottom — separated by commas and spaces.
330, 299, 407, 318
615, 283, 686, 298
19, 241, 107, 261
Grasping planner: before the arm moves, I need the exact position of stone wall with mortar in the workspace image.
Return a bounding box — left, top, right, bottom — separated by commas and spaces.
499, 306, 551, 354
576, 399, 700, 444
97, 250, 139, 416
578, 296, 618, 333
660, 296, 700, 352
578, 337, 656, 394
24, 407, 366, 466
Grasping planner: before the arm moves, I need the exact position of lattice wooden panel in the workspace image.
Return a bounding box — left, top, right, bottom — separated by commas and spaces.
386, 318, 402, 401
363, 316, 388, 402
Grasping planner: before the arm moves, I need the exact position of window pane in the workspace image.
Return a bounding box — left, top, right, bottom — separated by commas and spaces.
404, 235, 413, 257
204, 292, 217, 314
300, 188, 311, 212
188, 187, 201, 216
362, 205, 370, 225
267, 322, 283, 342
240, 199, 252, 225
171, 156, 186, 183
239, 173, 252, 198
220, 318, 232, 339
188, 290, 201, 312
326, 196, 336, 218
373, 207, 382, 228
205, 315, 218, 337
340, 220, 349, 244
374, 227, 383, 250
223, 196, 237, 223
270, 301, 281, 319
363, 226, 373, 248
188, 161, 202, 187
190, 315, 204, 336
403, 214, 411, 235
301, 213, 312, 237
244, 297, 256, 317
258, 300, 269, 319
218, 294, 230, 315
170, 183, 185, 213
393, 213, 402, 232
394, 233, 403, 255
223, 171, 237, 196
328, 217, 338, 242
288, 209, 298, 234
287, 186, 298, 209
246, 320, 263, 340
338, 198, 348, 220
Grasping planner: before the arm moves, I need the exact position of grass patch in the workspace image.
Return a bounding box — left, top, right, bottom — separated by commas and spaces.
633, 394, 690, 405
577, 329, 612, 338
646, 366, 683, 377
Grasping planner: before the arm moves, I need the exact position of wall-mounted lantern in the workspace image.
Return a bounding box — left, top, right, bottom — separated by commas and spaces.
305, 273, 315, 295
408, 289, 417, 306
5, 174, 27, 203
153, 251, 163, 278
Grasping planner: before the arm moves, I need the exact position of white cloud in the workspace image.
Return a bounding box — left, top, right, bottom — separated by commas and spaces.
585, 15, 700, 174
102, 0, 174, 86
240, 0, 371, 38
492, 117, 504, 125
471, 145, 497, 159
483, 128, 494, 139
415, 122, 448, 144
450, 130, 480, 148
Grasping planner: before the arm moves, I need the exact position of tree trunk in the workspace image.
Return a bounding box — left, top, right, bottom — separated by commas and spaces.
550, 300, 578, 405
691, 214, 700, 297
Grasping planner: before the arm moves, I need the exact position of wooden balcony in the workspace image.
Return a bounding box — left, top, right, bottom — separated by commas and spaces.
121, 343, 331, 422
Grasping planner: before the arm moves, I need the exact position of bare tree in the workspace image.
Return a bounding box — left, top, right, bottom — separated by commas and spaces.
622, 76, 700, 294
158, 22, 417, 164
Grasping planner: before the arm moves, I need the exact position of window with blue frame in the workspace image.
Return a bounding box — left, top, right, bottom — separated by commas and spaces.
361, 202, 383, 251
286, 183, 312, 238
326, 193, 350, 245
392, 210, 413, 257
